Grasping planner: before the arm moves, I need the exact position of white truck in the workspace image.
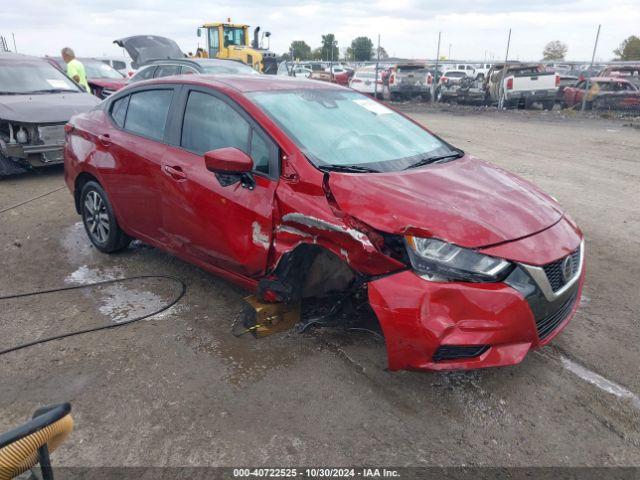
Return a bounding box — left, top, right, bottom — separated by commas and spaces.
485, 63, 559, 109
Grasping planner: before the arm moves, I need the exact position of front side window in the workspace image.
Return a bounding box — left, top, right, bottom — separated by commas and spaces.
155, 65, 180, 78
250, 89, 454, 172
130, 66, 156, 82
181, 91, 275, 175
223, 27, 246, 47
124, 89, 173, 141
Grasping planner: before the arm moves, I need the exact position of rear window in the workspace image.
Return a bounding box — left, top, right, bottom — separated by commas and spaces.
155, 65, 180, 78
112, 60, 126, 71
447, 72, 466, 78
111, 95, 129, 128
355, 71, 376, 79
124, 89, 173, 141
130, 66, 156, 82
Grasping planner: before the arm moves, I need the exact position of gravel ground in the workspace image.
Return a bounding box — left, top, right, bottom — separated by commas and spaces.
0, 107, 638, 468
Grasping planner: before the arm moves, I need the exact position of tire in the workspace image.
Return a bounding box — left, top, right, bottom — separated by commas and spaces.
542, 100, 554, 111
80, 180, 130, 253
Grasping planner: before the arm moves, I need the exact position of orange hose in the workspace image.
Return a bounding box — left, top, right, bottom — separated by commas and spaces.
0, 414, 73, 480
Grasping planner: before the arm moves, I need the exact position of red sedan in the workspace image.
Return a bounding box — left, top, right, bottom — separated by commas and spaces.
64, 74, 585, 372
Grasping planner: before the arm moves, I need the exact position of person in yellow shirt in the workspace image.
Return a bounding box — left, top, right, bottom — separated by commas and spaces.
61, 47, 90, 93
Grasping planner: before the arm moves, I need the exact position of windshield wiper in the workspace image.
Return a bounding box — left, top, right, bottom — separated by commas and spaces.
403, 150, 464, 170
318, 164, 381, 173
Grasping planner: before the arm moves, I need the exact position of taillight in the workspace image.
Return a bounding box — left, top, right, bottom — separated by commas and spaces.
389, 73, 395, 85
64, 123, 74, 134
506, 77, 513, 90
579, 74, 585, 82
427, 74, 433, 85
351, 78, 362, 83
555, 74, 560, 87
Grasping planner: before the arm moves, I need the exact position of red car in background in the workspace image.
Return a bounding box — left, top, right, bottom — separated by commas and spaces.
64, 74, 585, 372
45, 57, 128, 99
562, 76, 640, 110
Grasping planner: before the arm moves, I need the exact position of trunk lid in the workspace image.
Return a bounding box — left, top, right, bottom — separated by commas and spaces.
113, 35, 184, 68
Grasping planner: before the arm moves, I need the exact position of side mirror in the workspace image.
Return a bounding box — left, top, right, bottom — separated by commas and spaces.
204, 147, 253, 174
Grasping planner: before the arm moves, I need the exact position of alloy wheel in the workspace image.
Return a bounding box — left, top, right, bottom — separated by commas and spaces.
83, 190, 110, 244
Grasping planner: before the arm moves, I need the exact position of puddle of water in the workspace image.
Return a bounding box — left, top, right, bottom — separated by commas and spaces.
560, 355, 640, 410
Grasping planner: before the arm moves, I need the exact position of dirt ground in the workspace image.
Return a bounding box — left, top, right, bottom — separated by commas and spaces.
0, 107, 638, 468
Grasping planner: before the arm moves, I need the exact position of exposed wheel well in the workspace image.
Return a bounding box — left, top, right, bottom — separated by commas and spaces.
259, 244, 357, 303
73, 172, 99, 214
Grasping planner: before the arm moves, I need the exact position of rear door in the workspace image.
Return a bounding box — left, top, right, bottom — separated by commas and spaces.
102, 87, 176, 243
160, 86, 280, 277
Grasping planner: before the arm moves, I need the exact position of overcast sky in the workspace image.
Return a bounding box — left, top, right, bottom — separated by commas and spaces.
3, 0, 638, 62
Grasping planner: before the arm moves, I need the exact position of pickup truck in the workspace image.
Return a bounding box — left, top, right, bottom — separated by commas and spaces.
384, 63, 431, 101
485, 63, 559, 109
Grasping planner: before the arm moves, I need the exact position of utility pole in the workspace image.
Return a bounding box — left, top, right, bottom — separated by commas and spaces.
581, 24, 601, 112
12, 32, 17, 53
432, 32, 442, 102
448, 43, 451, 59
498, 28, 511, 110
374, 34, 381, 99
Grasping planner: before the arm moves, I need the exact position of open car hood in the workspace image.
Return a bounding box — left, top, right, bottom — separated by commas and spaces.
113, 35, 184, 68
0, 93, 100, 124
328, 155, 564, 249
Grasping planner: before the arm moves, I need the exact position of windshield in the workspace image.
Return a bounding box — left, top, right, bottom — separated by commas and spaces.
202, 64, 259, 75
83, 61, 125, 79
0, 60, 80, 94
250, 89, 456, 171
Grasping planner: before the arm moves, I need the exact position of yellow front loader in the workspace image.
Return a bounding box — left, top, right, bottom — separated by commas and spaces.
197, 21, 278, 74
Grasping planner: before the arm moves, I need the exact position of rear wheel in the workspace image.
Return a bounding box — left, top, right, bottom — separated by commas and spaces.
80, 181, 130, 253
542, 100, 554, 111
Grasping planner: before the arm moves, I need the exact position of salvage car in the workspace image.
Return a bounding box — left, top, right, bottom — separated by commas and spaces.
114, 35, 260, 83
349, 67, 383, 97
486, 63, 559, 109
45, 57, 128, 99
64, 75, 585, 372
384, 63, 431, 101
436, 70, 467, 102
0, 52, 100, 175
562, 77, 640, 110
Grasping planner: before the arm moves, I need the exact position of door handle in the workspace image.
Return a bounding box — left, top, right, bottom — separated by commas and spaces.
98, 133, 111, 147
162, 165, 187, 181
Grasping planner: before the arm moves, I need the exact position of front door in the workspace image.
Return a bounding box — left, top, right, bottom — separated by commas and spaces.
160, 88, 279, 277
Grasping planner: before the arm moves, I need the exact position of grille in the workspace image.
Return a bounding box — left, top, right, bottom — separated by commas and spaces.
542, 248, 581, 292
536, 292, 578, 340
432, 345, 489, 362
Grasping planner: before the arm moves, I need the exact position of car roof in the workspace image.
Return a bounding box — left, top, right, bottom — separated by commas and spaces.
144, 58, 245, 67
136, 74, 345, 93
590, 76, 632, 83
0, 52, 47, 63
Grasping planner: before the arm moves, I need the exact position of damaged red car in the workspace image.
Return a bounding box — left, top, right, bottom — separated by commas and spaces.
64, 75, 585, 371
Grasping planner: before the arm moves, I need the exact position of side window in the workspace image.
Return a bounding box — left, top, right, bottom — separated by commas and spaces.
131, 66, 156, 82
124, 90, 173, 141
111, 95, 129, 128
113, 60, 126, 71
181, 91, 277, 176
181, 66, 198, 75
155, 65, 180, 78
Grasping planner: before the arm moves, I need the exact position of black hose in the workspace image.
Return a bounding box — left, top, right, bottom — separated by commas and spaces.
0, 186, 66, 214
0, 275, 187, 356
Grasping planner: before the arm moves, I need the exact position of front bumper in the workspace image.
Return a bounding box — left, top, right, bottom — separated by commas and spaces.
367, 224, 584, 371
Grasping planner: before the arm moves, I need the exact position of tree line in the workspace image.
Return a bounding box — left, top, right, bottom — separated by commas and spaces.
286, 35, 388, 62
541, 35, 640, 61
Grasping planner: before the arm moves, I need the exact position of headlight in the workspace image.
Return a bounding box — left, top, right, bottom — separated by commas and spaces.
405, 236, 511, 282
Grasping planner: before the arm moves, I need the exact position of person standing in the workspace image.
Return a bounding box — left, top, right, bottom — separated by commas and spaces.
61, 47, 90, 93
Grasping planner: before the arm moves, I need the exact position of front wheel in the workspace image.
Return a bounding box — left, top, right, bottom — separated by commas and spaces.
80, 181, 131, 253
542, 100, 555, 111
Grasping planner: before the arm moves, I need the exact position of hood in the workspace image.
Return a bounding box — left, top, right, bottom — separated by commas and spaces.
328, 155, 564, 249
114, 35, 184, 68
0, 93, 100, 124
